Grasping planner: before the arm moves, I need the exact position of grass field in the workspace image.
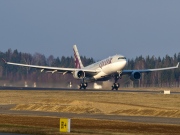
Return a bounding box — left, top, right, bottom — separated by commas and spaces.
1, 90, 179, 117
0, 115, 180, 135
0, 90, 180, 134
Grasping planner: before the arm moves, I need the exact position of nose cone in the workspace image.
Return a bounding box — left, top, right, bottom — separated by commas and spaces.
125, 59, 128, 66
122, 59, 127, 68
118, 59, 127, 69
114, 55, 127, 69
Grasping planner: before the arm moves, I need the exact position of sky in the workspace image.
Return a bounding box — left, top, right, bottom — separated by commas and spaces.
0, 0, 180, 60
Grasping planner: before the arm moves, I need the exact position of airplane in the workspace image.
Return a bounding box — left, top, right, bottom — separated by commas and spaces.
2, 45, 179, 90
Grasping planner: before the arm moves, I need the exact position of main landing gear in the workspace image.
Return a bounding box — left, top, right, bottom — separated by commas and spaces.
112, 75, 121, 90
79, 82, 88, 89
79, 79, 88, 89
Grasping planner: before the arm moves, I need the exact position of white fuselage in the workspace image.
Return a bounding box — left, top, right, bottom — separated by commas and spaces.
83, 55, 127, 80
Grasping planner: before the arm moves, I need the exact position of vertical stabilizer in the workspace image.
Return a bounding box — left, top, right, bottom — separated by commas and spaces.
73, 45, 84, 69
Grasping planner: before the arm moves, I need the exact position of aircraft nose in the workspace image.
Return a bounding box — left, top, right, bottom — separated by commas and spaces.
124, 59, 127, 67
125, 59, 128, 66
120, 59, 127, 68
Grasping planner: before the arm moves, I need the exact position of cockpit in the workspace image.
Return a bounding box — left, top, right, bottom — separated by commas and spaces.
118, 56, 126, 60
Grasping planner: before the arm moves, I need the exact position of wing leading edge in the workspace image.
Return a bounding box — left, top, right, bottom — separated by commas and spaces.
2, 58, 100, 75
122, 62, 179, 75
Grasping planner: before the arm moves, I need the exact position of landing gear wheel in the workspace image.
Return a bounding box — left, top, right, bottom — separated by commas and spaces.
112, 83, 119, 90
111, 73, 122, 90
79, 82, 88, 89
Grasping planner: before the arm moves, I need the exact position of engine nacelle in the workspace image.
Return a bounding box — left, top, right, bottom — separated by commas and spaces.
130, 72, 141, 81
73, 70, 85, 79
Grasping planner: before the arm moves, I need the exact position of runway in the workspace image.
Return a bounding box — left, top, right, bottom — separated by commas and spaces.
0, 86, 180, 94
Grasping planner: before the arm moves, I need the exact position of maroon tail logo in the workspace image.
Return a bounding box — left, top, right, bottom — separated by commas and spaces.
74, 49, 81, 69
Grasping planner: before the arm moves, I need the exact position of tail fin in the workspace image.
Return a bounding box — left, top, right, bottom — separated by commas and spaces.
73, 45, 84, 69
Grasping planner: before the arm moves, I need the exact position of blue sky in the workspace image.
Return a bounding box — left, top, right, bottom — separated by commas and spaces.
0, 0, 180, 60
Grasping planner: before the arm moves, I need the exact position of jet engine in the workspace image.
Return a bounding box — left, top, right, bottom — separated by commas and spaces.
130, 72, 141, 81
73, 70, 85, 79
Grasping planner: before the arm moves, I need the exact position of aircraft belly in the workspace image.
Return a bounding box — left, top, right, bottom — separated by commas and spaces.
93, 72, 107, 80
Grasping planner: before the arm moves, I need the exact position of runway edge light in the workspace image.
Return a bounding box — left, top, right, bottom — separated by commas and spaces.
60, 118, 71, 132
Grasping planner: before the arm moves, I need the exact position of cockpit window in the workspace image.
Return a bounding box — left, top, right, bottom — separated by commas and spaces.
118, 57, 126, 60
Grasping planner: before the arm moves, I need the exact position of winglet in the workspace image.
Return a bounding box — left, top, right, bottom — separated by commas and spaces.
176, 62, 179, 68
1, 58, 7, 63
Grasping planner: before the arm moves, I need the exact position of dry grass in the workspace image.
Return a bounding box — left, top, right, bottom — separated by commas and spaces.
0, 114, 180, 135
0, 90, 180, 134
122, 87, 180, 92
0, 90, 180, 117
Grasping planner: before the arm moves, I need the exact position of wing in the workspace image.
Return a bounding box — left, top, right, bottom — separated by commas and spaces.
122, 62, 179, 75
2, 58, 99, 75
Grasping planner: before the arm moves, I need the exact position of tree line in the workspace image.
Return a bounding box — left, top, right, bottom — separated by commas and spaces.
123, 54, 180, 87
0, 49, 180, 88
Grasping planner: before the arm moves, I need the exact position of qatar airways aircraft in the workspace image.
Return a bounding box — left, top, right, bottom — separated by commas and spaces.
2, 45, 179, 90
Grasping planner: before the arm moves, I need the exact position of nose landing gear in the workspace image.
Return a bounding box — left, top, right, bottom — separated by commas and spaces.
112, 83, 119, 90
112, 74, 121, 90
